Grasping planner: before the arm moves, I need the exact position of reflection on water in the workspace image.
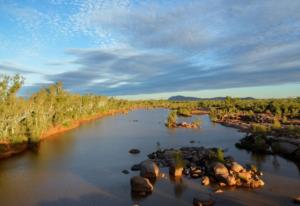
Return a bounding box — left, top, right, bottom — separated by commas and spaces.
0, 109, 299, 206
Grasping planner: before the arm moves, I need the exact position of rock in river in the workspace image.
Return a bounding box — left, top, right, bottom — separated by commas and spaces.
140, 160, 160, 179
201, 176, 210, 186
129, 148, 141, 154
130, 176, 153, 196
169, 165, 183, 177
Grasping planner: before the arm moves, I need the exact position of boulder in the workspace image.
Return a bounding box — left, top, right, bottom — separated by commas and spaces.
193, 198, 215, 206
140, 160, 160, 179
230, 162, 244, 173
249, 179, 264, 188
213, 162, 229, 177
169, 165, 183, 177
130, 176, 153, 195
201, 176, 210, 186
225, 175, 236, 186
271, 142, 298, 155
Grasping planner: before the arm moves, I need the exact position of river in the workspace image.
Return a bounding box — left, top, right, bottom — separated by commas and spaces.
0, 109, 299, 206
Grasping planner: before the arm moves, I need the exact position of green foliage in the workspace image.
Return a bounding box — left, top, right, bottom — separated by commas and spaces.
177, 108, 192, 117
216, 148, 225, 163
251, 123, 269, 135
192, 117, 202, 127
173, 151, 184, 168
166, 110, 177, 128
272, 118, 281, 129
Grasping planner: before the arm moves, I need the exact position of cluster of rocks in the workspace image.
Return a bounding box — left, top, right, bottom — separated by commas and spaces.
129, 146, 265, 206
146, 147, 264, 188
176, 122, 199, 129
167, 122, 200, 129
236, 134, 300, 161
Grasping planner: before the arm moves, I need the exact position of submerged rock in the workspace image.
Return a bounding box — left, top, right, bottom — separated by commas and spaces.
140, 160, 160, 179
122, 169, 129, 174
131, 164, 141, 171
130, 176, 153, 196
129, 148, 141, 154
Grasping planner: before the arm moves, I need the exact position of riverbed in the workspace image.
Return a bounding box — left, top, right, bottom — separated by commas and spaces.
0, 109, 299, 206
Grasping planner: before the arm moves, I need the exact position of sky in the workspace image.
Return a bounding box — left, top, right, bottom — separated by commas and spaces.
0, 0, 300, 99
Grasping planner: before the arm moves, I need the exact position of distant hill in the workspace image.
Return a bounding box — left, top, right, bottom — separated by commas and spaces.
168, 95, 255, 101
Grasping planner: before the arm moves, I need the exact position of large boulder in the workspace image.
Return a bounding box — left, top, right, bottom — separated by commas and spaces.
271, 142, 298, 155
130, 176, 153, 196
140, 160, 160, 179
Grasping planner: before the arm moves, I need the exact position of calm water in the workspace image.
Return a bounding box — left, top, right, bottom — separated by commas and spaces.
0, 109, 299, 206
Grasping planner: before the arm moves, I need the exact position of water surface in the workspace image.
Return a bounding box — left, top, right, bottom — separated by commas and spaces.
0, 109, 299, 206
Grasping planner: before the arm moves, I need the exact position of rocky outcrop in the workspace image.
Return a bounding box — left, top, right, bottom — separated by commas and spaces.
130, 176, 153, 196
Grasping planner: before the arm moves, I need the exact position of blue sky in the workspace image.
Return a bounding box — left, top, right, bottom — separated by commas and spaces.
0, 0, 300, 99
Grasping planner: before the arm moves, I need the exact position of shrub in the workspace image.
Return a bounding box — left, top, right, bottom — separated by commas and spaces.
217, 148, 225, 163
177, 108, 192, 117
251, 123, 269, 135
272, 118, 281, 129
166, 110, 177, 127
173, 151, 185, 168
192, 117, 202, 127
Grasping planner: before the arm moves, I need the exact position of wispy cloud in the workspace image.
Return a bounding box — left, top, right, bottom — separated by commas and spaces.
1, 0, 300, 96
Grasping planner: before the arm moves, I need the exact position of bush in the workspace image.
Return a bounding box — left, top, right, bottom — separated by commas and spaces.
177, 108, 192, 117
217, 148, 225, 163
251, 123, 269, 135
272, 118, 281, 129
192, 117, 202, 127
166, 110, 177, 127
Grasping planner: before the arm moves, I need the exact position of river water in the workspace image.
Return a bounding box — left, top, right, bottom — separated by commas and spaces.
0, 109, 299, 206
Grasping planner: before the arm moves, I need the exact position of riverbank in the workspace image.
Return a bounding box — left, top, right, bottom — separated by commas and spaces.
0, 108, 131, 159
